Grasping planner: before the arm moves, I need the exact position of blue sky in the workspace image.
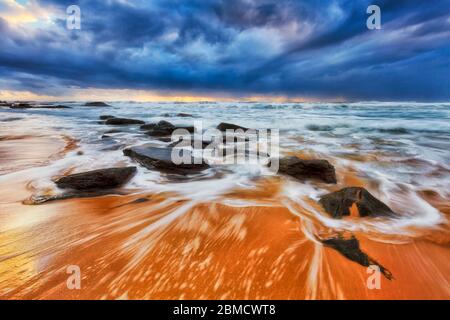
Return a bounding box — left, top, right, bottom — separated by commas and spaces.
0, 0, 449, 101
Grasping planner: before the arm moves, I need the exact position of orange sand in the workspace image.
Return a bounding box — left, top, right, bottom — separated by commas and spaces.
0, 134, 449, 300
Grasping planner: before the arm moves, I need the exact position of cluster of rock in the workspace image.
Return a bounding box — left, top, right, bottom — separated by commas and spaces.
0, 100, 115, 109
0, 102, 71, 109
19, 110, 399, 277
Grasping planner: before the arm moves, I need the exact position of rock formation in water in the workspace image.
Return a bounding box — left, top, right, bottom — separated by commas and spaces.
276, 156, 337, 184
319, 187, 397, 218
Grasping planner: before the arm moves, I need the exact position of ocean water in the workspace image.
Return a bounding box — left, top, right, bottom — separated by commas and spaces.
1, 101, 449, 237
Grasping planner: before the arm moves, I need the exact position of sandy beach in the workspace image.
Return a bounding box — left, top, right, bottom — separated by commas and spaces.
0, 103, 449, 300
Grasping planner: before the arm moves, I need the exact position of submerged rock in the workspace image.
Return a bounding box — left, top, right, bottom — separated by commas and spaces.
105, 117, 145, 125
9, 103, 33, 109
322, 235, 393, 280
276, 156, 337, 184
177, 113, 194, 117
140, 120, 173, 131
104, 129, 122, 134
162, 113, 194, 118
319, 187, 397, 219
34, 104, 71, 109
99, 115, 115, 120
84, 102, 110, 107
142, 120, 194, 136
55, 167, 136, 190
25, 190, 128, 205
168, 137, 213, 149
217, 122, 248, 131
123, 146, 209, 174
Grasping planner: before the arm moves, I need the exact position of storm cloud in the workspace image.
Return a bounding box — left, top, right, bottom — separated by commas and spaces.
0, 0, 449, 100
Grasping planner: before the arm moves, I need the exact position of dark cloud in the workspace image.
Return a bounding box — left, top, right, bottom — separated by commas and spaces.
0, 0, 449, 100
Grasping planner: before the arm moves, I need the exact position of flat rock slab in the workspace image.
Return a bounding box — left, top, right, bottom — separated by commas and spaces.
105, 117, 145, 125
123, 146, 209, 174
319, 187, 397, 218
84, 102, 110, 107
55, 167, 137, 190
277, 156, 337, 184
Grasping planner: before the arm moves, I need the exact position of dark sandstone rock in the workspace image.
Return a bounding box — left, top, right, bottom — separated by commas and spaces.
104, 129, 122, 134
123, 146, 209, 174
99, 115, 115, 120
105, 117, 145, 125
276, 156, 337, 184
140, 120, 173, 131
319, 187, 397, 219
54, 167, 136, 190
84, 102, 110, 107
142, 120, 195, 136
322, 235, 393, 280
217, 122, 248, 131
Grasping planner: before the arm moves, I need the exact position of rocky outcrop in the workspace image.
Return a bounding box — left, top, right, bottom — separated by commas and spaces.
319, 187, 397, 218
217, 122, 248, 131
84, 102, 110, 107
276, 156, 337, 184
105, 117, 145, 125
54, 167, 136, 190
123, 146, 209, 174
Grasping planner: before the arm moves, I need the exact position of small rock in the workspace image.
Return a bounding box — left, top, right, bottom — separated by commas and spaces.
105, 118, 145, 125
323, 235, 393, 280
99, 115, 115, 120
319, 187, 397, 219
54, 167, 136, 190
25, 190, 128, 205
123, 146, 209, 174
104, 129, 121, 134
142, 120, 194, 136
217, 122, 248, 131
84, 102, 110, 107
177, 113, 193, 117
10, 103, 33, 109
276, 156, 337, 184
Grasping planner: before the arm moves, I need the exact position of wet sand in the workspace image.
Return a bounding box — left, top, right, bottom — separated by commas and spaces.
0, 131, 449, 300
